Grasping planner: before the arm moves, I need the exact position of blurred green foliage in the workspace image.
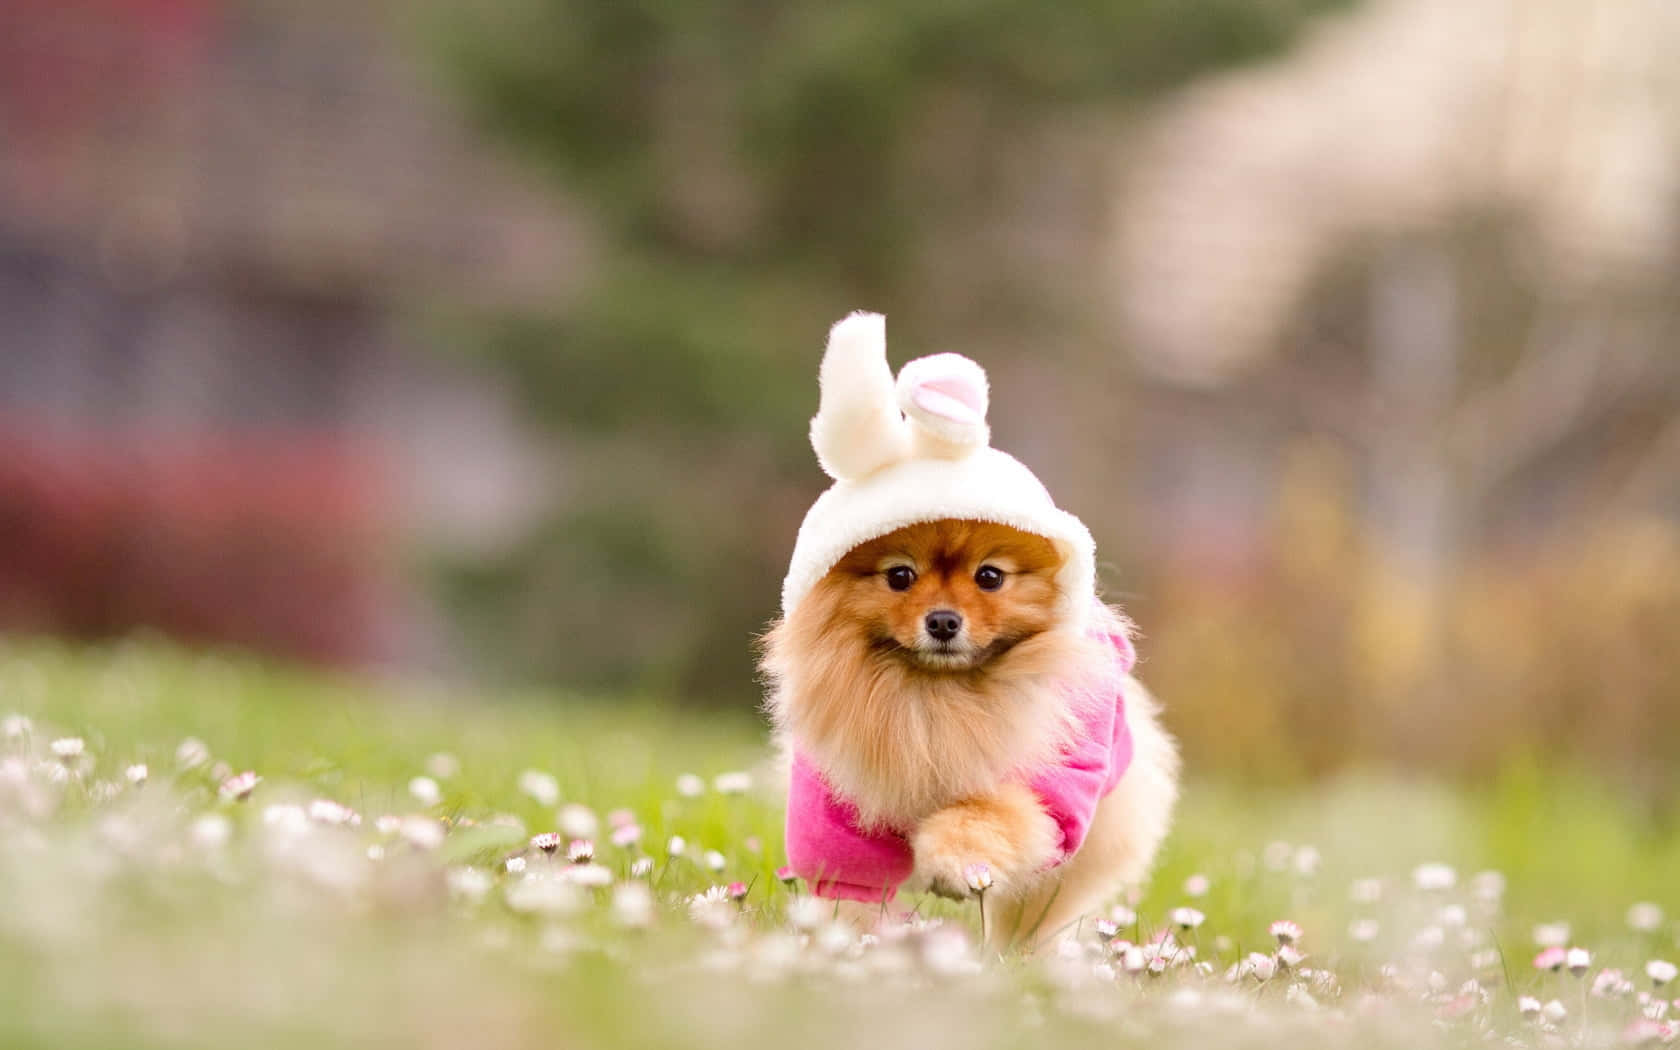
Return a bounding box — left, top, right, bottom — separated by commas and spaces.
428, 0, 1348, 698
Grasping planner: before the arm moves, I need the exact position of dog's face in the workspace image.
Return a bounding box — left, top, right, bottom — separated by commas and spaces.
821, 519, 1065, 672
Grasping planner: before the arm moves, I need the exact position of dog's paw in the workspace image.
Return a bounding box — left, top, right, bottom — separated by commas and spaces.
911, 782, 1060, 898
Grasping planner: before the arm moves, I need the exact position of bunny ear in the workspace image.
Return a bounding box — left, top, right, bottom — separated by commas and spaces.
896, 353, 990, 459
810, 312, 910, 480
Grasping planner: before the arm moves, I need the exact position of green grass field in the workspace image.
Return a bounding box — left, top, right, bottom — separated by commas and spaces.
2, 639, 1675, 1049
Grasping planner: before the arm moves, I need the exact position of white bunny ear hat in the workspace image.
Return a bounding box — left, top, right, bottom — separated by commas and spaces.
781, 311, 1097, 631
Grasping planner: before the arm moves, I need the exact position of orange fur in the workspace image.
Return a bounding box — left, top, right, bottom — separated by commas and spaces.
911, 781, 1061, 898
761, 520, 1113, 828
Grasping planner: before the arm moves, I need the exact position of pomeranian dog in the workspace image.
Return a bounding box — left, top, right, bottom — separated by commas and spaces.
763, 312, 1177, 951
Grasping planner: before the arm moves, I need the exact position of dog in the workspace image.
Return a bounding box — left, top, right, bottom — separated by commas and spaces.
763, 313, 1178, 951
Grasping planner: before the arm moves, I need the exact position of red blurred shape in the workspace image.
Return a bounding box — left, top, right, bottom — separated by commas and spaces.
0, 424, 393, 666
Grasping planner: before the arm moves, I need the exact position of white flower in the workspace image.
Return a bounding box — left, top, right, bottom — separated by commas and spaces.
1628, 902, 1666, 933
191, 813, 232, 848
1533, 922, 1571, 947
399, 816, 445, 850
1517, 996, 1542, 1019
629, 857, 654, 879
505, 874, 585, 916
558, 803, 598, 840
566, 838, 594, 863
530, 832, 561, 854
566, 863, 612, 888
1285, 984, 1319, 1010
1292, 846, 1321, 877
1566, 947, 1593, 977
687, 885, 734, 928
425, 752, 460, 779
787, 896, 826, 930
1, 715, 30, 739
964, 863, 993, 893
1350, 878, 1383, 904
50, 737, 85, 760
1275, 944, 1305, 969
703, 849, 727, 873
1623, 1018, 1671, 1045
407, 776, 441, 806
612, 882, 654, 927
219, 771, 261, 801
609, 823, 642, 849
1541, 999, 1568, 1023
1412, 863, 1456, 892
517, 770, 559, 807
666, 835, 687, 858
1109, 904, 1138, 927
1240, 952, 1277, 981
175, 738, 209, 769
124, 763, 148, 785
713, 771, 753, 795
1170, 906, 1205, 930
1438, 905, 1468, 928
1470, 870, 1506, 901
1594, 969, 1635, 998
1269, 920, 1302, 946
505, 856, 527, 874
1349, 918, 1380, 943
307, 799, 360, 826
263, 804, 309, 834
446, 867, 492, 902
1647, 959, 1678, 987
675, 773, 705, 798
1183, 873, 1211, 898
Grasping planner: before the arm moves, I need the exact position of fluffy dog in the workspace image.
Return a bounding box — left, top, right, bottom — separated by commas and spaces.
764, 313, 1178, 951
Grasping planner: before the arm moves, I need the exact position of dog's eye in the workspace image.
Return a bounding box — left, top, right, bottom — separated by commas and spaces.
884, 566, 917, 591
974, 565, 1005, 591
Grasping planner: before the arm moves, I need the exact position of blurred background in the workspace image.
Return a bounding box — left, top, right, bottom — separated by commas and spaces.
3, 0, 1677, 801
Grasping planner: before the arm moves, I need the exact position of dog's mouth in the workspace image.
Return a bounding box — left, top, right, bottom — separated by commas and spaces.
870, 634, 1028, 673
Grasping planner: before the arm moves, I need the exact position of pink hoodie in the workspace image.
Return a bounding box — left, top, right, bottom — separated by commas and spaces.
784, 627, 1137, 902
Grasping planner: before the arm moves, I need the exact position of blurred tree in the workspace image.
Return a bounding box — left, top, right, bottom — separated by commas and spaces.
427, 0, 1349, 699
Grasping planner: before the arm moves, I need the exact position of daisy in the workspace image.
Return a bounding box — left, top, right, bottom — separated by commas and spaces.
219, 771, 261, 801
517, 770, 559, 806
713, 771, 753, 795
1412, 863, 1456, 892
1566, 947, 1592, 977
1628, 903, 1666, 934
407, 775, 440, 806
1269, 919, 1303, 946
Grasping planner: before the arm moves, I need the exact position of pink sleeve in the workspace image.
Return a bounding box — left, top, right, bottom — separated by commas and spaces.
785, 751, 914, 902
1027, 630, 1135, 862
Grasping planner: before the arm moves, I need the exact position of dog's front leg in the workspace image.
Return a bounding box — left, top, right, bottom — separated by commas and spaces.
910, 782, 1061, 899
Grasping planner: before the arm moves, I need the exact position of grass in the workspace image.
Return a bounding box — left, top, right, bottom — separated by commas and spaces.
1, 637, 1676, 1049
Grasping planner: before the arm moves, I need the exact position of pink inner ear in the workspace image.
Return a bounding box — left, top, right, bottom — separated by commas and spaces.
910, 374, 986, 426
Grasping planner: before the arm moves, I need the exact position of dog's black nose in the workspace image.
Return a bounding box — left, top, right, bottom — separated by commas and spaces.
924, 609, 963, 642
